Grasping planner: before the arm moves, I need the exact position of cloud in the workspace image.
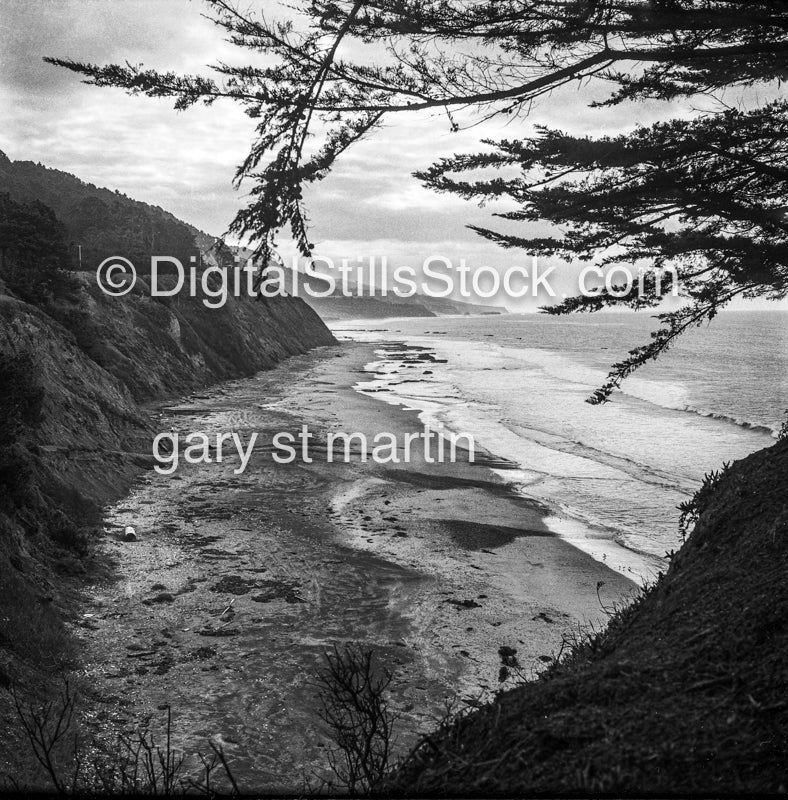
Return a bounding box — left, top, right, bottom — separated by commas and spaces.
0, 0, 665, 249
1, 0, 784, 323
0, 0, 264, 232
1, 0, 218, 93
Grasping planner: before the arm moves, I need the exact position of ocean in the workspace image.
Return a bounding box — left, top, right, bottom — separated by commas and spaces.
333, 310, 788, 584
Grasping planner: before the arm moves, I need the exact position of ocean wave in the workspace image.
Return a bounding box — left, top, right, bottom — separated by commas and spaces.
623, 394, 780, 438
677, 407, 780, 437
486, 342, 780, 439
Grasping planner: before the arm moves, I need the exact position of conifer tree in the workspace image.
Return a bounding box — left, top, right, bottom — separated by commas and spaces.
47, 1, 788, 397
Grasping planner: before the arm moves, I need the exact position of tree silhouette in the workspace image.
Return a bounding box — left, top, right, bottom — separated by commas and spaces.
46, 0, 788, 397
417, 102, 788, 400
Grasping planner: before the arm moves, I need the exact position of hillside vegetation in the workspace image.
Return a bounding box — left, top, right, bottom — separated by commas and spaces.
0, 150, 201, 273
391, 437, 788, 794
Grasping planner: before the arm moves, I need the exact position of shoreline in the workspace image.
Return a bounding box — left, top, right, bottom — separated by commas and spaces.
320, 340, 638, 694
336, 323, 667, 584
73, 339, 635, 791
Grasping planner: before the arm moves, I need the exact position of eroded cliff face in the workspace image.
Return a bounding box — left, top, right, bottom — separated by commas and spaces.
57, 270, 337, 401
1, 267, 335, 510
0, 149, 338, 762
0, 269, 335, 691
0, 292, 150, 521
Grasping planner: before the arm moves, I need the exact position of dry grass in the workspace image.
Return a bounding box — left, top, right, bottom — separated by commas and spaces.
388, 438, 788, 795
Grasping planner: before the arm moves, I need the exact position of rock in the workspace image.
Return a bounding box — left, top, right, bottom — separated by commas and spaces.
190, 646, 217, 660
142, 592, 175, 606
446, 598, 482, 609
251, 579, 306, 604
210, 575, 258, 595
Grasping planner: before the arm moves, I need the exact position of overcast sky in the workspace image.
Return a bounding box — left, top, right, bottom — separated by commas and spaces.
1, 0, 784, 310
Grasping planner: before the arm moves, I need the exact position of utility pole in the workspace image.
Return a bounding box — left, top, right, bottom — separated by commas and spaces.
77, 244, 82, 269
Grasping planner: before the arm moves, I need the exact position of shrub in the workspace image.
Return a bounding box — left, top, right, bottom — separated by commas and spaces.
316, 644, 397, 795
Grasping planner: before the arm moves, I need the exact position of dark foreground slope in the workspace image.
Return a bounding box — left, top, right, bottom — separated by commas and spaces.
392, 437, 788, 795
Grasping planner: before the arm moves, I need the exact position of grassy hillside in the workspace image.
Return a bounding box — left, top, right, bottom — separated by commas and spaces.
391, 436, 788, 795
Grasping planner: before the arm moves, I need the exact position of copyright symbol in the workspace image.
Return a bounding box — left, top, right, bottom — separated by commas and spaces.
96, 256, 136, 297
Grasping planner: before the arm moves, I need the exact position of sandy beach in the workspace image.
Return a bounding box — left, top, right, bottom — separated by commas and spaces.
75, 339, 636, 791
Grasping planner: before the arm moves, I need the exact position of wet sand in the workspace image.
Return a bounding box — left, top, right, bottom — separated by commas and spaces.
76, 341, 636, 792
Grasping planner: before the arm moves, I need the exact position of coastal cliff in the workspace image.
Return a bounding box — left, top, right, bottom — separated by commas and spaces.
0, 156, 336, 691
0, 275, 335, 537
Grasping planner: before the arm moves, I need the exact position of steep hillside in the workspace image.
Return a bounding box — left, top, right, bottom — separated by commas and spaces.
0, 155, 335, 695
392, 437, 788, 795
55, 271, 335, 402
0, 150, 200, 272
0, 288, 152, 688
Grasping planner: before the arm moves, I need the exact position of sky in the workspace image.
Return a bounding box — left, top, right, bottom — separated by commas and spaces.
1, 0, 784, 311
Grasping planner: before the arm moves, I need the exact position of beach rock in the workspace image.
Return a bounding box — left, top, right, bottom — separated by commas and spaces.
142, 592, 175, 606
211, 575, 258, 595
190, 646, 217, 660
446, 598, 482, 609
251, 580, 306, 604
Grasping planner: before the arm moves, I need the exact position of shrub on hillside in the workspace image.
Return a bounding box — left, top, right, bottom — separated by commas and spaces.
0, 193, 77, 303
